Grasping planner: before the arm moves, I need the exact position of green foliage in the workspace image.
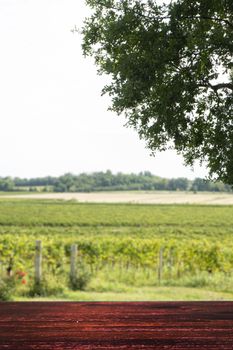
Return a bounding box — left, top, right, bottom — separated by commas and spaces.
27, 278, 64, 297
0, 277, 16, 301
69, 264, 91, 291
0, 177, 14, 191
82, 0, 233, 184
0, 172, 232, 193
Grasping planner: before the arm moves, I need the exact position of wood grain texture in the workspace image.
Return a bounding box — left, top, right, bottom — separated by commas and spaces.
0, 302, 233, 349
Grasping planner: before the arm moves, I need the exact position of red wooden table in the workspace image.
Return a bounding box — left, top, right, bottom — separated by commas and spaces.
0, 302, 233, 349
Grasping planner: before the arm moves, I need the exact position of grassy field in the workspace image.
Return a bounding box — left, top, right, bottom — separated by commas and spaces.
0, 197, 232, 301
2, 190, 233, 204
15, 286, 233, 301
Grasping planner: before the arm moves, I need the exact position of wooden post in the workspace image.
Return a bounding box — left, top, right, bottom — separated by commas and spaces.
35, 240, 42, 284
70, 244, 77, 283
158, 247, 163, 283
168, 247, 173, 277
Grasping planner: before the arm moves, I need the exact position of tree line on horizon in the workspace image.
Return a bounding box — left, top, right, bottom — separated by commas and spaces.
0, 171, 232, 193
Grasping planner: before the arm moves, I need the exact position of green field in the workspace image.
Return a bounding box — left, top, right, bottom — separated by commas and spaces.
0, 198, 233, 300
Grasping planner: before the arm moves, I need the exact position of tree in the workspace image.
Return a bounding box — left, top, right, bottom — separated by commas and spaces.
0, 177, 14, 191
82, 0, 233, 184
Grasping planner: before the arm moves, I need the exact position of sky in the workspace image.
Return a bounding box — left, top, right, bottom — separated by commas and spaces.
0, 0, 208, 179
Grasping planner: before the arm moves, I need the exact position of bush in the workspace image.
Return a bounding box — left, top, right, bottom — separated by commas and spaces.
27, 277, 64, 297
0, 277, 16, 301
69, 265, 91, 291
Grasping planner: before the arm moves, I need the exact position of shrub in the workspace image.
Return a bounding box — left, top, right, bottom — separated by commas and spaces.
69, 264, 91, 291
27, 277, 64, 297
0, 277, 16, 301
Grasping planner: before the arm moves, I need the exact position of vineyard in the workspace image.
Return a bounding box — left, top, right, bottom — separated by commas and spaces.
0, 198, 233, 299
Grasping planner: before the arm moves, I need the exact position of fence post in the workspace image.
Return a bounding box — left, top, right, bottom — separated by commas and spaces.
158, 247, 163, 283
70, 244, 77, 284
168, 247, 174, 277
35, 240, 42, 284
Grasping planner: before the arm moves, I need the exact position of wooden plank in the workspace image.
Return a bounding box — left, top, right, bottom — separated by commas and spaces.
0, 302, 233, 349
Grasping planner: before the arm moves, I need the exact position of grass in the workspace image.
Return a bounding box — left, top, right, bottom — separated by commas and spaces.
0, 198, 232, 228
8, 268, 233, 301
0, 191, 34, 196
14, 286, 233, 301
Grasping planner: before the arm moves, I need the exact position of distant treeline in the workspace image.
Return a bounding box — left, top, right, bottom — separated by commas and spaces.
0, 171, 232, 193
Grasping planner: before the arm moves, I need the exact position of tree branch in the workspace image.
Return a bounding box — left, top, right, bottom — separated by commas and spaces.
199, 16, 233, 29
160, 15, 233, 28
210, 83, 233, 91
199, 82, 233, 91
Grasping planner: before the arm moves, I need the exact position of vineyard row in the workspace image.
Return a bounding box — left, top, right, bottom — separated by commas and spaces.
1, 239, 233, 284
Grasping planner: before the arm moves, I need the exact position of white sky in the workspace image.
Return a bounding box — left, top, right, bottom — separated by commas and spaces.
0, 0, 208, 179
